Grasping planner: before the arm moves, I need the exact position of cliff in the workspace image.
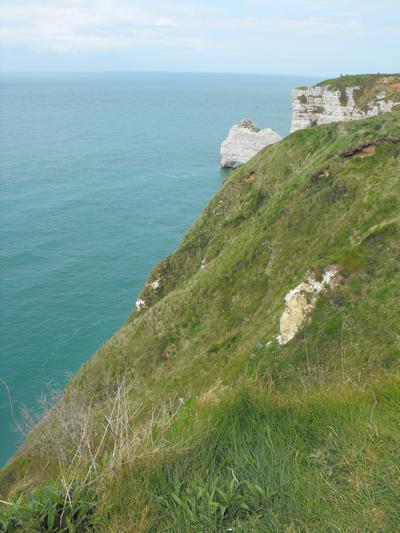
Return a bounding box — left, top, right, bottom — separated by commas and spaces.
1, 76, 400, 533
291, 73, 400, 133
220, 118, 281, 167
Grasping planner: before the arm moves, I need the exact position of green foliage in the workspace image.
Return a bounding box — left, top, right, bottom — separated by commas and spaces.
297, 95, 307, 104
324, 314, 342, 338
168, 476, 266, 529
94, 378, 400, 532
207, 333, 242, 355
0, 483, 96, 533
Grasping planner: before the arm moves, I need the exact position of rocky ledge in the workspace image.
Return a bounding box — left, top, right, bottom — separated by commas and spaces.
220, 119, 282, 168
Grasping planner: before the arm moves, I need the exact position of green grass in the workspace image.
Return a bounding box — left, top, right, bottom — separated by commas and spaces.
91, 375, 400, 532
64, 109, 400, 406
3, 375, 400, 531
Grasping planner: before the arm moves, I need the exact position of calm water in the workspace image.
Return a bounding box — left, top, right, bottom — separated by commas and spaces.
0, 72, 321, 466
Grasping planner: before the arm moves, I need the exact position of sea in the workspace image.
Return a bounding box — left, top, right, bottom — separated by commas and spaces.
0, 72, 322, 467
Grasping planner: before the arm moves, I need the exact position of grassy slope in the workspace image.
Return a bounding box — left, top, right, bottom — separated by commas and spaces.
1, 101, 400, 524
69, 107, 400, 404
96, 377, 400, 533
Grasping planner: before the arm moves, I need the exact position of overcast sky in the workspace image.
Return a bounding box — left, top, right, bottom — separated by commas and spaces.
1, 0, 399, 75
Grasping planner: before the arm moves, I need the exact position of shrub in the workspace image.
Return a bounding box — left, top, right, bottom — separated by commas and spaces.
333, 291, 344, 305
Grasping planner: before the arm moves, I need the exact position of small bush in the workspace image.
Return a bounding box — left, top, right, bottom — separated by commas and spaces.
333, 291, 344, 305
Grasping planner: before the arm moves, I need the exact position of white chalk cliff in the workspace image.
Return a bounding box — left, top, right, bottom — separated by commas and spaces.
278, 266, 339, 345
290, 76, 400, 133
220, 119, 282, 168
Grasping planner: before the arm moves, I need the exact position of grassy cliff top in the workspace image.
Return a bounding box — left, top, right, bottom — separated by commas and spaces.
296, 73, 400, 110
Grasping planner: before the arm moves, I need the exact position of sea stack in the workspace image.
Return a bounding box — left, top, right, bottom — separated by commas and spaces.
220, 119, 282, 168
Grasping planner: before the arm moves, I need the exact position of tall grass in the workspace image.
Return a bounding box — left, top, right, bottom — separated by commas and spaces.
94, 374, 400, 532
2, 373, 399, 531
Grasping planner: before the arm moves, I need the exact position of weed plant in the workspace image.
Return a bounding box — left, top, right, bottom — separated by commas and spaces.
0, 482, 97, 532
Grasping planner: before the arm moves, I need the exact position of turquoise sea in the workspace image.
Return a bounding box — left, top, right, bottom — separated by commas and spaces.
0, 72, 321, 466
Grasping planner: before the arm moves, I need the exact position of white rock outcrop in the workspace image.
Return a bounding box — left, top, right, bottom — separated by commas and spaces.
277, 266, 339, 345
134, 277, 163, 312
135, 299, 146, 311
290, 83, 399, 133
220, 119, 282, 168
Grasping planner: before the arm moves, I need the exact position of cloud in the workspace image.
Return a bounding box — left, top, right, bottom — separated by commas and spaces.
245, 0, 399, 7
0, 0, 189, 52
155, 18, 179, 26
0, 0, 398, 68
162, 3, 194, 13
1, 1, 151, 29
212, 12, 363, 36
272, 16, 362, 33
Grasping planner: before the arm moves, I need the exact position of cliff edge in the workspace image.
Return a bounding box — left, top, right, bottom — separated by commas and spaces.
291, 73, 400, 133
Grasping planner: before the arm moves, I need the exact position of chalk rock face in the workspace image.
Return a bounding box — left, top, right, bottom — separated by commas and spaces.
278, 266, 339, 345
220, 119, 282, 168
290, 81, 400, 133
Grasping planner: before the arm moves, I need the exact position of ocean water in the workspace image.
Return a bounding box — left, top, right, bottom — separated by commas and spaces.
0, 72, 321, 466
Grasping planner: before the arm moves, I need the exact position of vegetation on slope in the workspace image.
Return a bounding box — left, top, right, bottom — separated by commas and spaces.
95, 376, 400, 533
1, 92, 399, 531
2, 376, 400, 532
69, 107, 400, 402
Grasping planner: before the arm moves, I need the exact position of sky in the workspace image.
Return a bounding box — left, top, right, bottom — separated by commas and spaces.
0, 0, 399, 76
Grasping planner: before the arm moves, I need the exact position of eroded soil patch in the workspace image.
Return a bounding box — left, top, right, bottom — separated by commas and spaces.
340, 137, 400, 158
